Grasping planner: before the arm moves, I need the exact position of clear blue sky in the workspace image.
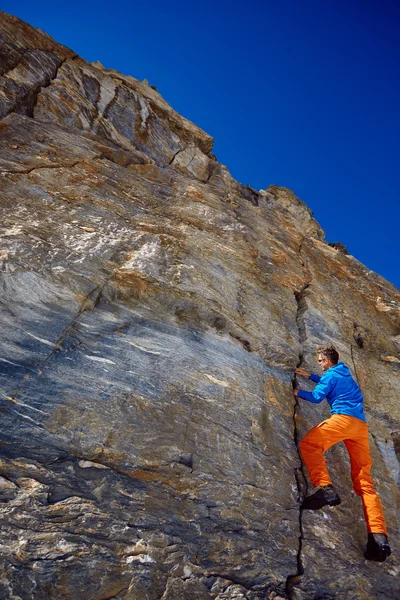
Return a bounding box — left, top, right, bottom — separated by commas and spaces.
3, 0, 399, 289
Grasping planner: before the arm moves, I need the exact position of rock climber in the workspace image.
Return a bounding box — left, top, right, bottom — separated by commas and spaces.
293, 344, 391, 562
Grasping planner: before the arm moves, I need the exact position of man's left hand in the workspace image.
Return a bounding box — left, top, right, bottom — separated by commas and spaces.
293, 387, 299, 397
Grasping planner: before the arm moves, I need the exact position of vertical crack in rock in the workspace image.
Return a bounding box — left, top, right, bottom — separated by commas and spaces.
168, 147, 183, 165
350, 343, 361, 387
286, 293, 308, 598
286, 237, 312, 598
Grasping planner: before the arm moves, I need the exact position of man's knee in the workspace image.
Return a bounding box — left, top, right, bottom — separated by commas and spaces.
300, 428, 323, 450
352, 476, 375, 497
299, 435, 316, 457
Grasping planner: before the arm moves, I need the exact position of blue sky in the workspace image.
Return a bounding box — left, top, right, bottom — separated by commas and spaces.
3, 0, 399, 289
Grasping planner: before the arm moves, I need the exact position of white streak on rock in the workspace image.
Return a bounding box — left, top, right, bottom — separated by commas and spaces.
126, 554, 155, 564
78, 460, 110, 470
126, 341, 161, 355
205, 374, 229, 387
3, 225, 23, 236
12, 410, 42, 424
139, 97, 150, 129
97, 80, 117, 114
0, 357, 26, 368
25, 332, 56, 347
4, 396, 48, 415
120, 240, 161, 272
84, 355, 116, 365
183, 566, 192, 578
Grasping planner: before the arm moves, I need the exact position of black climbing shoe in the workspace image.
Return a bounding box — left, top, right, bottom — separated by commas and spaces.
364, 533, 391, 562
301, 485, 341, 510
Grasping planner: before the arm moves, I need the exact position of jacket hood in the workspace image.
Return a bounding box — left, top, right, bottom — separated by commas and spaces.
328, 362, 351, 377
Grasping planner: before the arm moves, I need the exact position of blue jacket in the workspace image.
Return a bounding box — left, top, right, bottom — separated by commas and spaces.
297, 362, 366, 422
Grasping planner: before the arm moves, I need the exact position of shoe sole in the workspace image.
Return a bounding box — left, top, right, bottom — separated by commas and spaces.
301, 497, 341, 510
327, 497, 341, 507
365, 545, 391, 562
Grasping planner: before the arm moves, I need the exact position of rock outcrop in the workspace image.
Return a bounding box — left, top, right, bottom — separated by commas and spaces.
1, 11, 399, 600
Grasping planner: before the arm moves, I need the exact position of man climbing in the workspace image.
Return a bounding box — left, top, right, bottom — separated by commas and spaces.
294, 344, 391, 562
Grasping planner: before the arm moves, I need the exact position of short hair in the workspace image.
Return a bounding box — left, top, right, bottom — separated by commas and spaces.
317, 345, 339, 365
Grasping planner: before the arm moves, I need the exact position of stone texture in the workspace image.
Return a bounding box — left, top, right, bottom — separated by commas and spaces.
0, 10, 399, 600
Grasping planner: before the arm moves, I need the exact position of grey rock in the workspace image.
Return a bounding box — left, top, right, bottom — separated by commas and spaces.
0, 10, 399, 600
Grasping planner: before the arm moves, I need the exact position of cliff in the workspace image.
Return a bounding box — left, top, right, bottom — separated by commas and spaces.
0, 11, 399, 600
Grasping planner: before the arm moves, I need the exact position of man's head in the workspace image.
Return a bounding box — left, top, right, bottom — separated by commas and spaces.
317, 345, 339, 371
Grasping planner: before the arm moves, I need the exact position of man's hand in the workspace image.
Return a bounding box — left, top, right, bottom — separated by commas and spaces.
295, 367, 310, 378
293, 386, 299, 397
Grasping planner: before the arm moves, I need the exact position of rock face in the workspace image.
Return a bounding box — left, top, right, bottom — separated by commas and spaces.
0, 11, 399, 600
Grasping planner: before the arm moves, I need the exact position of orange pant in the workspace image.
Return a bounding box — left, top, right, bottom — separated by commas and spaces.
299, 414, 387, 534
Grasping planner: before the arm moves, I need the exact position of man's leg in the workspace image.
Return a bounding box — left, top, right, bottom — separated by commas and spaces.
344, 432, 391, 561
300, 414, 351, 487
299, 415, 352, 509
344, 436, 388, 535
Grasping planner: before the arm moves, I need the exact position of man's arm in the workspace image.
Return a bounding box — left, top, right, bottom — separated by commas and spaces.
294, 373, 334, 403
310, 373, 321, 383
296, 389, 323, 403
295, 368, 321, 383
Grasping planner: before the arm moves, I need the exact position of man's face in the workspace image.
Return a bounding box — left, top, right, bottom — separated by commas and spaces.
317, 354, 332, 372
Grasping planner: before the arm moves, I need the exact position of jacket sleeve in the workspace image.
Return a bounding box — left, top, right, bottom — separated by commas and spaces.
310, 373, 321, 383
297, 373, 334, 404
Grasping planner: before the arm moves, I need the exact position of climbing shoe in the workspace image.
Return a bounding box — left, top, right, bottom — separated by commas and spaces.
364, 533, 391, 562
301, 485, 341, 510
